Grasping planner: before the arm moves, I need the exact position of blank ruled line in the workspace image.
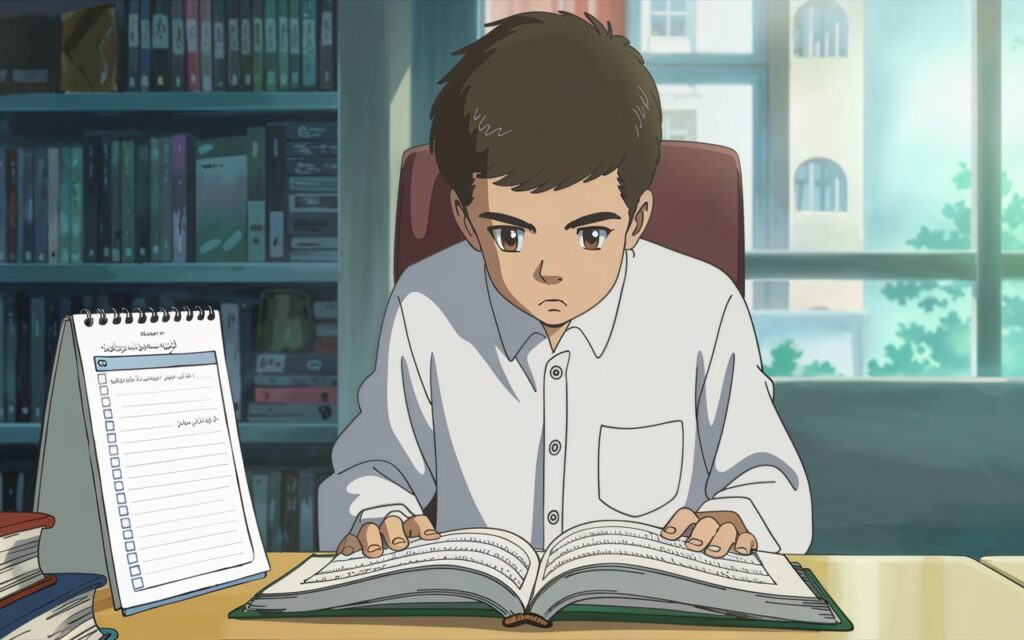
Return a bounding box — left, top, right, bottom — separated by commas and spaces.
123, 398, 213, 408
115, 385, 215, 396
116, 424, 175, 433
119, 407, 218, 419
132, 474, 233, 491
132, 485, 232, 504
125, 452, 224, 469
136, 518, 239, 537
121, 431, 221, 445
146, 552, 246, 575
127, 463, 229, 480
141, 529, 240, 551
134, 499, 223, 517
124, 442, 223, 456
133, 513, 235, 530
146, 541, 241, 563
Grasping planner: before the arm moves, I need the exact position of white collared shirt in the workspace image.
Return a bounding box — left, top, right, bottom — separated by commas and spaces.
318, 240, 812, 553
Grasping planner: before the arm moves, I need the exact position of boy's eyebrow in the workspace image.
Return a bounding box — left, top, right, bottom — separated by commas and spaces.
478, 212, 537, 232
564, 212, 622, 230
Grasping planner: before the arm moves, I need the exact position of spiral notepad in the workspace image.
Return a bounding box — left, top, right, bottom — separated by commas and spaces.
35, 307, 269, 615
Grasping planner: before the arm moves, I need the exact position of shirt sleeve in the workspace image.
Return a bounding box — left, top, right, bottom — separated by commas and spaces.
316, 290, 436, 551
694, 288, 812, 554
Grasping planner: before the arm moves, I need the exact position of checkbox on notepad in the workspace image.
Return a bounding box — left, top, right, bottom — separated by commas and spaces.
103, 409, 112, 418
116, 493, 126, 504
121, 517, 131, 529
100, 385, 109, 396
125, 541, 136, 552
112, 469, 122, 479
101, 397, 111, 407
122, 530, 133, 540
108, 445, 118, 456
129, 565, 141, 577
107, 433, 116, 444
118, 506, 128, 516
115, 481, 124, 491
97, 374, 107, 384
127, 552, 138, 564
105, 421, 114, 431
111, 457, 119, 468
132, 578, 143, 590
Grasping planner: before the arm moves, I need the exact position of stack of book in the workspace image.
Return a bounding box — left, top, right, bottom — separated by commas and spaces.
0, 512, 108, 640
0, 0, 336, 95
250, 299, 337, 423
247, 466, 331, 552
0, 121, 338, 264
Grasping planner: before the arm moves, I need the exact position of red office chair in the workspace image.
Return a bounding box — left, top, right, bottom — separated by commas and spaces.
394, 140, 745, 293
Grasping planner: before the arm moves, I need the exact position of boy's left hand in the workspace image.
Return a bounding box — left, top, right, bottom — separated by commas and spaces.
659, 508, 757, 558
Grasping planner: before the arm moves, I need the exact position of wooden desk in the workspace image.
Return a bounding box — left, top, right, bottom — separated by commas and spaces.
95, 553, 1024, 639
981, 556, 1024, 588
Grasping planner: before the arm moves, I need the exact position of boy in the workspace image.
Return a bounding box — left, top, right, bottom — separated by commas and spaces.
319, 11, 811, 559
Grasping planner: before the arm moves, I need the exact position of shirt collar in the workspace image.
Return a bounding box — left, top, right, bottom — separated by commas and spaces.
484, 251, 628, 361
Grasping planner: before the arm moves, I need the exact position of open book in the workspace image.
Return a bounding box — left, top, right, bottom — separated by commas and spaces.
238, 521, 847, 629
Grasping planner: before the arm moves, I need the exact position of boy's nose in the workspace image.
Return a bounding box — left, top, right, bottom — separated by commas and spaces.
535, 259, 563, 285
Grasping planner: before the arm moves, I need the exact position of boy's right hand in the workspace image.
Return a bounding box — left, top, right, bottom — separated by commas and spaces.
336, 515, 440, 558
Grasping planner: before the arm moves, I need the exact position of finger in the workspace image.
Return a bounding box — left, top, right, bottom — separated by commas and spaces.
735, 532, 757, 555
686, 516, 720, 552
358, 523, 383, 558
705, 523, 737, 558
380, 516, 408, 550
404, 515, 440, 540
661, 508, 699, 541
336, 534, 359, 556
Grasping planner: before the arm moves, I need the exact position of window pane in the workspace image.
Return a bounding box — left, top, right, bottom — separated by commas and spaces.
1004, 281, 1024, 376
747, 279, 973, 377
659, 83, 754, 250
1004, 0, 1024, 250
640, 0, 752, 55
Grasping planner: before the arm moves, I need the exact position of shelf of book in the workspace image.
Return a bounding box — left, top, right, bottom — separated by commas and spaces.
0, 422, 339, 445
0, 263, 339, 284
0, 91, 340, 113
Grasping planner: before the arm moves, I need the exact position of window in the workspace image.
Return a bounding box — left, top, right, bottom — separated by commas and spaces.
794, 158, 847, 212
794, 0, 849, 58
645, 0, 694, 52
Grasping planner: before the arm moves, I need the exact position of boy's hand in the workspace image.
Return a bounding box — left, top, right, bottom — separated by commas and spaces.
336, 515, 440, 558
660, 508, 757, 558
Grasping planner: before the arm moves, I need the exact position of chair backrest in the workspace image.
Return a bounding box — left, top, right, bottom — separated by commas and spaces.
394, 140, 744, 294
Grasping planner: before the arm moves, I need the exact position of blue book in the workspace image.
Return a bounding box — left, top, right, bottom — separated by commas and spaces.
140, 0, 152, 90
0, 573, 107, 639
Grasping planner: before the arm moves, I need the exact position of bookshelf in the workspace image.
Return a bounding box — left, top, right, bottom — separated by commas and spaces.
0, 263, 338, 284
0, 91, 339, 113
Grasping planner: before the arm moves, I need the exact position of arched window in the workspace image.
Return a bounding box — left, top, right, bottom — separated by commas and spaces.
795, 159, 847, 212
793, 0, 849, 58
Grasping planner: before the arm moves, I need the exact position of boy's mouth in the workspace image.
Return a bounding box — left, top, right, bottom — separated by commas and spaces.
539, 299, 567, 307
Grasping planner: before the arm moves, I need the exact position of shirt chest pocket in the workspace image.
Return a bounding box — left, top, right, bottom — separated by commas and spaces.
597, 420, 684, 518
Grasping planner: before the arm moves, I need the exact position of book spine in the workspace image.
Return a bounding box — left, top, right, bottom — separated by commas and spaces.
318, 0, 334, 90
212, 0, 226, 91
4, 297, 16, 420
160, 137, 173, 262
246, 402, 335, 421
140, 0, 151, 90
286, 141, 337, 157
128, 0, 140, 90
252, 0, 264, 91
97, 139, 111, 262
287, 175, 336, 192
82, 141, 98, 263
58, 148, 70, 263
285, 122, 337, 140
151, 0, 170, 90
240, 0, 253, 90
120, 139, 134, 261
0, 299, 4, 420
221, 302, 242, 419
170, 133, 194, 262
268, 470, 282, 551
252, 374, 337, 387
4, 149, 15, 262
149, 137, 162, 261
254, 352, 337, 375
313, 337, 336, 354
170, 0, 185, 90
34, 150, 48, 263
227, 0, 240, 90
286, 157, 337, 176
109, 140, 121, 262
298, 470, 315, 551
314, 321, 336, 338
267, 125, 286, 260
185, 0, 200, 91
287, 196, 339, 215
254, 387, 337, 404
0, 149, 5, 263
282, 470, 298, 550
263, 0, 277, 90
289, 236, 337, 250
247, 126, 266, 262
69, 146, 84, 263
277, 0, 289, 90
19, 149, 32, 263
250, 470, 269, 548
200, 0, 213, 91
301, 0, 316, 89
29, 296, 45, 421
135, 138, 149, 261
312, 299, 336, 319
289, 0, 300, 88
48, 148, 60, 263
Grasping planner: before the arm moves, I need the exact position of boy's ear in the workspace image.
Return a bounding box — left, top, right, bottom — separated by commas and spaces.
451, 190, 482, 252
624, 189, 654, 251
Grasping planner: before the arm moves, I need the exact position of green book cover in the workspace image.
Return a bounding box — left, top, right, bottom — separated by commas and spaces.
120, 138, 134, 262
277, 0, 289, 89
300, 0, 316, 89
264, 0, 277, 90
159, 136, 173, 263
228, 560, 852, 632
246, 126, 266, 262
134, 138, 149, 262
253, 0, 264, 91
150, 136, 162, 262
69, 145, 83, 263
110, 139, 122, 262
58, 146, 71, 263
288, 0, 300, 87
195, 135, 247, 262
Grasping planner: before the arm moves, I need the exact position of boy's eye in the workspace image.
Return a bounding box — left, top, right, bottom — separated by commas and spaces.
578, 227, 609, 251
490, 227, 525, 253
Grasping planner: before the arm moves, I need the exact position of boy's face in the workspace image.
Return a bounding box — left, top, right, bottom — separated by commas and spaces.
452, 172, 653, 327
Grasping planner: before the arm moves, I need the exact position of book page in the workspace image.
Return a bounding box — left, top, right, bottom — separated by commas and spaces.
70, 312, 269, 611
272, 529, 539, 605
538, 521, 813, 598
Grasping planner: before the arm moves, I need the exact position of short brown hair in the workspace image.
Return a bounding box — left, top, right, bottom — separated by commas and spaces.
429, 11, 662, 215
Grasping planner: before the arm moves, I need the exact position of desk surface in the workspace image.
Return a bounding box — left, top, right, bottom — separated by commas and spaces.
94, 553, 1024, 639
981, 556, 1024, 588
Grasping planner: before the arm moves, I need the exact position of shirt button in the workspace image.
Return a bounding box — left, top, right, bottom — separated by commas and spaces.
549, 365, 563, 380
547, 510, 560, 525
548, 440, 561, 455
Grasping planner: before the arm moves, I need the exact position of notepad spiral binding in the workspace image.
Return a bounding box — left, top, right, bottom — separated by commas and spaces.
80, 306, 218, 327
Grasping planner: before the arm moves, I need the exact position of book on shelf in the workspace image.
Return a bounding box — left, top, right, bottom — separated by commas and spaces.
151, 0, 171, 90
185, 0, 200, 91
212, 0, 227, 91
200, 0, 213, 91
139, 0, 151, 91
277, 0, 290, 90
60, 5, 119, 93
170, 0, 185, 90
246, 467, 330, 552
232, 521, 852, 632
228, 0, 242, 91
